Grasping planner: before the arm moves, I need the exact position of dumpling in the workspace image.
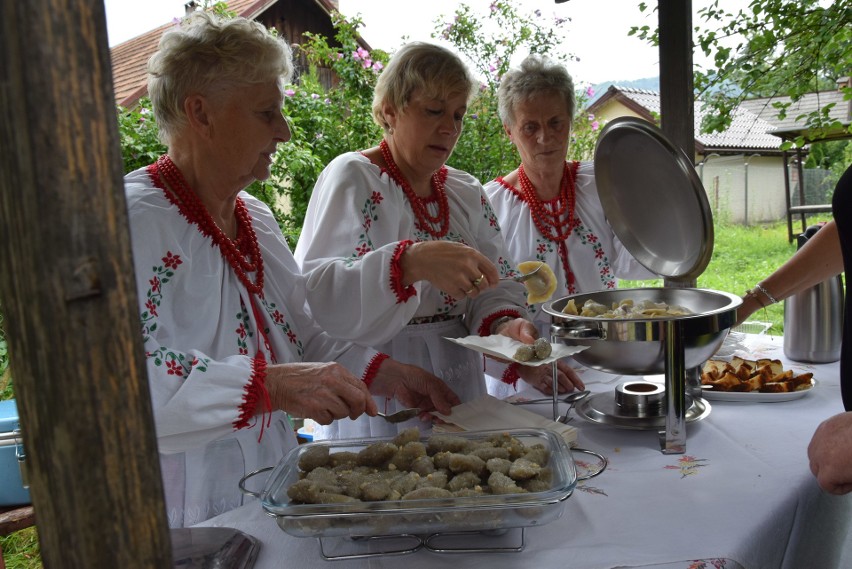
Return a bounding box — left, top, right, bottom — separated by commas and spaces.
517, 261, 557, 304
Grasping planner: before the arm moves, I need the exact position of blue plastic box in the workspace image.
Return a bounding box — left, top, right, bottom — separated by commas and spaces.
0, 399, 30, 506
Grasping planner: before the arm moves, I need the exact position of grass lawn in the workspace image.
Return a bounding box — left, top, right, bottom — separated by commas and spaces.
622, 217, 837, 335
0, 218, 837, 569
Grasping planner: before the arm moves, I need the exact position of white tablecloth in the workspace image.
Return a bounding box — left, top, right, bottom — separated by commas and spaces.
196, 334, 852, 568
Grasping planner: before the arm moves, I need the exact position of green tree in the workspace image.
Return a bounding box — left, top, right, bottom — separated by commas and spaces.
434, 1, 602, 180
631, 0, 852, 148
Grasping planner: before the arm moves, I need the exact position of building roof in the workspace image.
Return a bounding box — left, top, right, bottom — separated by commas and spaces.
109, 0, 343, 109
587, 85, 785, 154
738, 78, 852, 142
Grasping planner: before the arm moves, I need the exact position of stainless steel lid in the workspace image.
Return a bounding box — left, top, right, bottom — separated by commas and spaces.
593, 117, 714, 282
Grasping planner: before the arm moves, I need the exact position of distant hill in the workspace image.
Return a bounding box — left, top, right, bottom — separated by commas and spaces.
586, 77, 659, 104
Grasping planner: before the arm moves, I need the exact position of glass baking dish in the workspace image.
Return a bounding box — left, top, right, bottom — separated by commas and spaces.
254, 428, 577, 538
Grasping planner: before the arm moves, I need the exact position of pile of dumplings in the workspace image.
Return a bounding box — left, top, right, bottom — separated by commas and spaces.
287, 429, 554, 505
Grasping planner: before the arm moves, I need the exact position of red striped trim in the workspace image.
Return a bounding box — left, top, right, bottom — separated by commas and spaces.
363, 353, 390, 388
390, 240, 417, 303
478, 309, 523, 336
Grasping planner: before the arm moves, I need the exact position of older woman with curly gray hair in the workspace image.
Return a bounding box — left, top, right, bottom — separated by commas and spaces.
294, 43, 585, 441
127, 13, 457, 527
483, 55, 653, 397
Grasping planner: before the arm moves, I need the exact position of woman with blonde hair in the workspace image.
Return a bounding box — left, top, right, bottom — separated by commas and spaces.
295, 43, 584, 440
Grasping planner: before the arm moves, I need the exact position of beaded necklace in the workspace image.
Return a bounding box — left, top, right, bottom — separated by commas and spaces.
152, 154, 265, 295
379, 139, 450, 238
518, 161, 578, 243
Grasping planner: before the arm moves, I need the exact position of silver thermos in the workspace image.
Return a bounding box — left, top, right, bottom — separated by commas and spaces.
783, 224, 844, 363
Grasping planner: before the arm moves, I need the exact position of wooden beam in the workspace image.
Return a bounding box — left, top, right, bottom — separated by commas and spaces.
658, 0, 695, 159
0, 1, 172, 567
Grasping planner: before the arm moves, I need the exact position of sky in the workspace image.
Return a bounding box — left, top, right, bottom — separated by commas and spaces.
102, 0, 665, 86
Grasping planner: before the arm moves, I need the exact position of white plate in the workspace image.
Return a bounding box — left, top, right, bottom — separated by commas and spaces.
444, 335, 587, 366
702, 379, 817, 402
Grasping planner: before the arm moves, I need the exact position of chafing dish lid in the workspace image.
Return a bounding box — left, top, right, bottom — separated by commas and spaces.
593, 117, 713, 281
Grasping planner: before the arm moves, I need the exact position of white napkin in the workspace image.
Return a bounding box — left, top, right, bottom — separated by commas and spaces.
431, 394, 578, 446
444, 335, 588, 366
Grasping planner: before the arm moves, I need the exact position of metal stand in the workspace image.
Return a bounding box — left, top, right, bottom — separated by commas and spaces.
659, 321, 703, 454
316, 528, 526, 560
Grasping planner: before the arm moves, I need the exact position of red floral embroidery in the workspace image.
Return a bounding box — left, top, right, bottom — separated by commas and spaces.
166, 360, 183, 376
145, 299, 158, 317
390, 240, 417, 303
149, 276, 161, 292
162, 252, 182, 269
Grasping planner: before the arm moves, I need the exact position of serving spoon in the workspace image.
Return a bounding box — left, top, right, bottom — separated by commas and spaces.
500, 264, 542, 283
511, 390, 589, 406
557, 390, 591, 423
377, 407, 421, 424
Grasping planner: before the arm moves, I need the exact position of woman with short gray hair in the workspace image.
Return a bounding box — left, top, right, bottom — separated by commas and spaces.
484, 55, 652, 396
126, 13, 457, 527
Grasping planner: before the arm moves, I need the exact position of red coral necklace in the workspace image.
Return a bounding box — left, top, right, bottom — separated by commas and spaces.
518, 161, 578, 243
380, 139, 450, 238
152, 154, 264, 295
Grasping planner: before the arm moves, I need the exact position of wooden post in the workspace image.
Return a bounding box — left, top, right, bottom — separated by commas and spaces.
0, 1, 172, 567
658, 0, 701, 288
658, 0, 695, 160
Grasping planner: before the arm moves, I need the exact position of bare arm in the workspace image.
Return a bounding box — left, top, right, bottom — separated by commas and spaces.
737, 220, 842, 324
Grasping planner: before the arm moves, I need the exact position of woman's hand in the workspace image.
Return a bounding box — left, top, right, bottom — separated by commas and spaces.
400, 241, 500, 299
265, 362, 378, 425
516, 360, 584, 395
369, 358, 461, 415
493, 317, 585, 394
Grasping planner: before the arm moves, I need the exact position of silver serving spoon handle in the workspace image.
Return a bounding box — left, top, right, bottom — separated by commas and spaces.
377, 408, 422, 424
500, 264, 543, 283
557, 390, 591, 423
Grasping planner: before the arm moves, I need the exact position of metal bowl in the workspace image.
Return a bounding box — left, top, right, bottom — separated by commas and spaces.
544, 288, 741, 375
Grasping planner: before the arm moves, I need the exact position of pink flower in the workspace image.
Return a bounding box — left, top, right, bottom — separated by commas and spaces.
585, 86, 595, 98
311, 93, 320, 99
352, 47, 370, 61
284, 89, 295, 97
372, 61, 384, 71
591, 120, 600, 131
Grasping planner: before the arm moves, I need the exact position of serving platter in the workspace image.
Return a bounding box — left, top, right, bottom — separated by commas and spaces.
445, 334, 587, 366
702, 379, 817, 402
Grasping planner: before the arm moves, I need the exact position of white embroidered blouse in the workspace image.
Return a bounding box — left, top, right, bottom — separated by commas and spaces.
125, 165, 378, 527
